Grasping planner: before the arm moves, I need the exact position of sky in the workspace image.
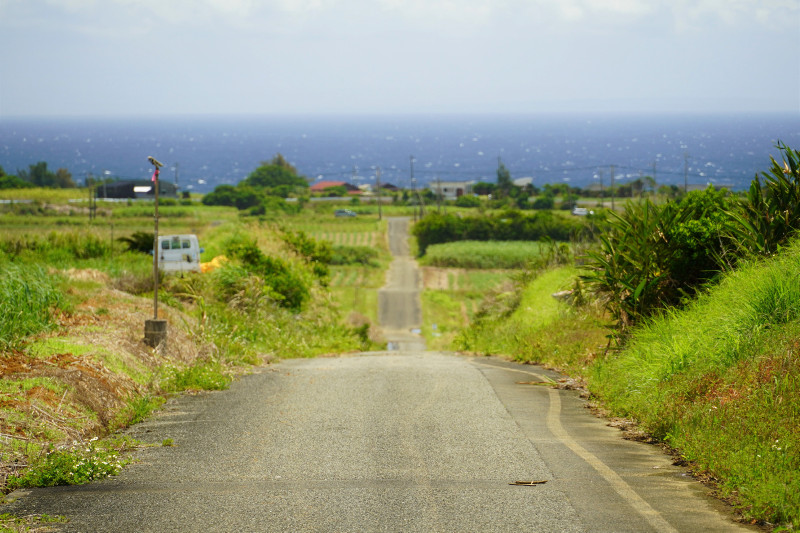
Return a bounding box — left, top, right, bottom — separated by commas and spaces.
0, 0, 798, 117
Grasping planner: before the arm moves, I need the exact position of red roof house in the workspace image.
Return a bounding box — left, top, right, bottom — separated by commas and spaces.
310, 181, 361, 195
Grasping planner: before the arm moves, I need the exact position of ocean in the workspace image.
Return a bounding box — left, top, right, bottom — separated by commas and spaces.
1, 113, 798, 194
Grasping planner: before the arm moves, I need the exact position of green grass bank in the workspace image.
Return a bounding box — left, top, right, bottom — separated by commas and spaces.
456, 249, 800, 528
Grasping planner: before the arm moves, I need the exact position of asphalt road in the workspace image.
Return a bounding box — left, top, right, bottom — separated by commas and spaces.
378, 217, 425, 352
1, 217, 757, 532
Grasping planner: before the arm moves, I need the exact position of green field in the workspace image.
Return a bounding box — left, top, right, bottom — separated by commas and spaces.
419, 240, 548, 269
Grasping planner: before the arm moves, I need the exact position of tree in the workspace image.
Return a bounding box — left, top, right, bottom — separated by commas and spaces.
54, 168, 76, 188
630, 178, 645, 199
202, 184, 239, 207
244, 154, 308, 191
16, 162, 75, 188
264, 153, 297, 175
0, 165, 31, 189
496, 159, 512, 197
531, 193, 555, 210
473, 181, 496, 196
322, 185, 348, 197
644, 175, 657, 195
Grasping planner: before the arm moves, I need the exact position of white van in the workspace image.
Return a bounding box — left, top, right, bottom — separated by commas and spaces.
157, 234, 203, 273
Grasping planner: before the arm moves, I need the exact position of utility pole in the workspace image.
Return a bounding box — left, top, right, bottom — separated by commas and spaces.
174, 162, 179, 195
376, 166, 382, 221
610, 164, 615, 211
436, 176, 442, 213
87, 172, 96, 221
598, 169, 604, 208
144, 155, 167, 348
653, 160, 658, 199
410, 155, 417, 222
639, 170, 644, 200
109, 211, 114, 259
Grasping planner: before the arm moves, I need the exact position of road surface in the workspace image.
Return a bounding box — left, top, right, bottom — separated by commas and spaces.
1, 217, 755, 532
378, 217, 425, 352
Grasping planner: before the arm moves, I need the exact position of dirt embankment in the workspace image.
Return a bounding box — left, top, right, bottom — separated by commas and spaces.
0, 269, 215, 485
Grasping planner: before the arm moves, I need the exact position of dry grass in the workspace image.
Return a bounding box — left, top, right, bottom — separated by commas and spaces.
0, 269, 217, 489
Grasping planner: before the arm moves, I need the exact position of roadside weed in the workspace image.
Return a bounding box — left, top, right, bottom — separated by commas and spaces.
6, 439, 132, 489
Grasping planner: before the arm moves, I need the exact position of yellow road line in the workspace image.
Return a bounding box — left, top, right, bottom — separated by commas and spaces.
472, 360, 679, 533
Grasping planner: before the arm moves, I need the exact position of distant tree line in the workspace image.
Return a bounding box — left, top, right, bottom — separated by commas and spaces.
0, 162, 76, 189
201, 154, 308, 215
412, 210, 596, 255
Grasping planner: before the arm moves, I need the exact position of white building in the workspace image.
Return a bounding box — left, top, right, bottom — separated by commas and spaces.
429, 180, 476, 200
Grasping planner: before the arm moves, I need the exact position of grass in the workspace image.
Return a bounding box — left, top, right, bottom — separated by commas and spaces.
5, 438, 134, 490
161, 361, 231, 392
418, 268, 509, 349
114, 396, 166, 428
590, 244, 800, 525
455, 266, 608, 374
421, 291, 469, 350
329, 263, 387, 325
0, 206, 383, 495
0, 512, 68, 532
419, 240, 547, 269
0, 264, 66, 350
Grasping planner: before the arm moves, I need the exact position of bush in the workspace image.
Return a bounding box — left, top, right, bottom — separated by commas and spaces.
118, 231, 154, 254
582, 188, 739, 331
329, 245, 379, 266
733, 143, 800, 256
455, 195, 481, 208
223, 236, 311, 310
531, 195, 555, 210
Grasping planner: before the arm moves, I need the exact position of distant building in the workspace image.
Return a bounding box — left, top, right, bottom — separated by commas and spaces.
95, 180, 178, 199
309, 180, 361, 195
380, 182, 400, 192
429, 180, 475, 200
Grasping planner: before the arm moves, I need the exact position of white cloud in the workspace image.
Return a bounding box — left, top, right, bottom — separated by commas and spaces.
8, 0, 794, 31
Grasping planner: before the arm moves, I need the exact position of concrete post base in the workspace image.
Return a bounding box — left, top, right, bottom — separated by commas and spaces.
144, 319, 167, 348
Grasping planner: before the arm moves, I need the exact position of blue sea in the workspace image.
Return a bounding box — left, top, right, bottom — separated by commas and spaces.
1, 113, 798, 194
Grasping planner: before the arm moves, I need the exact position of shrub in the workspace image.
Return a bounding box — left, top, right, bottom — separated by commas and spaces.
223, 236, 310, 310
732, 142, 800, 256
455, 195, 481, 208
531, 194, 555, 210
329, 245, 379, 266
118, 231, 155, 254
582, 188, 739, 332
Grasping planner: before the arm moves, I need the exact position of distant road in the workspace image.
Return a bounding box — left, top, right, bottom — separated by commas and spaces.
378, 217, 425, 351
1, 217, 756, 532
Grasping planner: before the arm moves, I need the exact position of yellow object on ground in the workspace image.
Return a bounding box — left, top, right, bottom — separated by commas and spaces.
201, 255, 228, 273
